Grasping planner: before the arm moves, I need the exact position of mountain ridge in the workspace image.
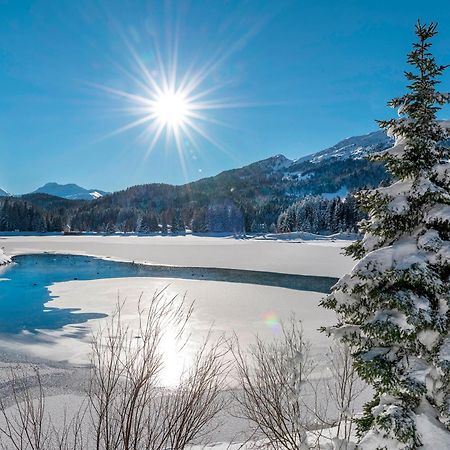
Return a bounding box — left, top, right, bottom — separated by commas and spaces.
14, 129, 392, 202
33, 182, 108, 201
68, 129, 390, 231
0, 128, 395, 233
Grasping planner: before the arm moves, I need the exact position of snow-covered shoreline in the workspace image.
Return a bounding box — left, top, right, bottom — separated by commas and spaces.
0, 234, 355, 278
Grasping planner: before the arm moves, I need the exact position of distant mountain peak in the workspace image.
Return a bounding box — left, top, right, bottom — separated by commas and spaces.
32, 182, 108, 201
246, 154, 293, 174
0, 187, 10, 197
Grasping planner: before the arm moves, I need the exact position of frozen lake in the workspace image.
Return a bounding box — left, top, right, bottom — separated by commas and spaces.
0, 253, 337, 335
0, 236, 350, 439
0, 234, 355, 277
0, 236, 351, 367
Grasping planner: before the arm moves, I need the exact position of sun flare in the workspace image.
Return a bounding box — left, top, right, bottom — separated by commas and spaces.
93, 37, 249, 175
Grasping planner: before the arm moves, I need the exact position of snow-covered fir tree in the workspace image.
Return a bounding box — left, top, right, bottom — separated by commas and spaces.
321, 22, 450, 449
276, 195, 362, 235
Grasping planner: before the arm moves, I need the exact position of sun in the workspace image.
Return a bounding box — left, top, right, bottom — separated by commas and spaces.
91, 17, 268, 175
153, 90, 190, 130
92, 38, 248, 173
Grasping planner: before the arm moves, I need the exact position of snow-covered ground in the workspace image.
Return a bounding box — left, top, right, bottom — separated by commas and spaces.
0, 234, 354, 277
258, 231, 359, 242
0, 248, 10, 266
0, 235, 359, 448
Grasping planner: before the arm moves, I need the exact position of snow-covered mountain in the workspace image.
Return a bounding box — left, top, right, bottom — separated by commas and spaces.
295, 130, 393, 165
32, 183, 108, 201
0, 188, 10, 197
93, 129, 391, 211
241, 130, 392, 182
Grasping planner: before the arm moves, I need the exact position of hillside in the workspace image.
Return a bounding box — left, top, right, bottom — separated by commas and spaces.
21, 193, 87, 211
2, 130, 393, 233
66, 130, 392, 232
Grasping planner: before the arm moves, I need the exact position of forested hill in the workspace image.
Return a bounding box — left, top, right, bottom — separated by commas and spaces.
1, 130, 393, 234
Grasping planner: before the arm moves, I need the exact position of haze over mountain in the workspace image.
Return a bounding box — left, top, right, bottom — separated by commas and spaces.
32, 183, 108, 201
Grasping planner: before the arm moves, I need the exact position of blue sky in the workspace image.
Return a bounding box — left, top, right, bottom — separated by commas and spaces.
1, 0, 450, 194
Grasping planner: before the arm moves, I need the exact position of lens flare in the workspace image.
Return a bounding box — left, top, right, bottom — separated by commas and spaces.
262, 312, 281, 333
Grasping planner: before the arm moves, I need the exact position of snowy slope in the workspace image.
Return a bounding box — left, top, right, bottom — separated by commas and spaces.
0, 188, 10, 197
273, 130, 392, 196
238, 130, 391, 181
297, 130, 393, 165
32, 183, 108, 201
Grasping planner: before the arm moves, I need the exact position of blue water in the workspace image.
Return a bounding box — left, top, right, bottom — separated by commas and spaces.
0, 254, 337, 335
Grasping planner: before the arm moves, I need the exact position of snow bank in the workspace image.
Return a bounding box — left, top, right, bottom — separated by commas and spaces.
0, 249, 10, 266
258, 231, 359, 242
359, 401, 450, 450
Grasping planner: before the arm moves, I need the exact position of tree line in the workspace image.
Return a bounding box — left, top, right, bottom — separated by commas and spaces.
0, 198, 64, 232
0, 194, 362, 235
276, 195, 364, 235
0, 197, 247, 234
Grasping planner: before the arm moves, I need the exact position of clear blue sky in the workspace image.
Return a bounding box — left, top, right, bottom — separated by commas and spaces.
1, 0, 450, 194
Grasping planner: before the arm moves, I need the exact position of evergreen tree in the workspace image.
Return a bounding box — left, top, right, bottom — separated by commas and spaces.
141, 211, 160, 233
191, 208, 208, 233
276, 195, 362, 234
171, 210, 185, 235
322, 22, 450, 448
277, 212, 290, 233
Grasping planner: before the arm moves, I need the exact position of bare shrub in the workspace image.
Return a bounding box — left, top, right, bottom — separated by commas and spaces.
49, 403, 87, 450
0, 366, 50, 450
324, 344, 366, 450
231, 318, 366, 450
88, 290, 229, 450
0, 366, 87, 450
0, 289, 229, 450
87, 290, 191, 449
142, 335, 230, 450
231, 317, 322, 449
